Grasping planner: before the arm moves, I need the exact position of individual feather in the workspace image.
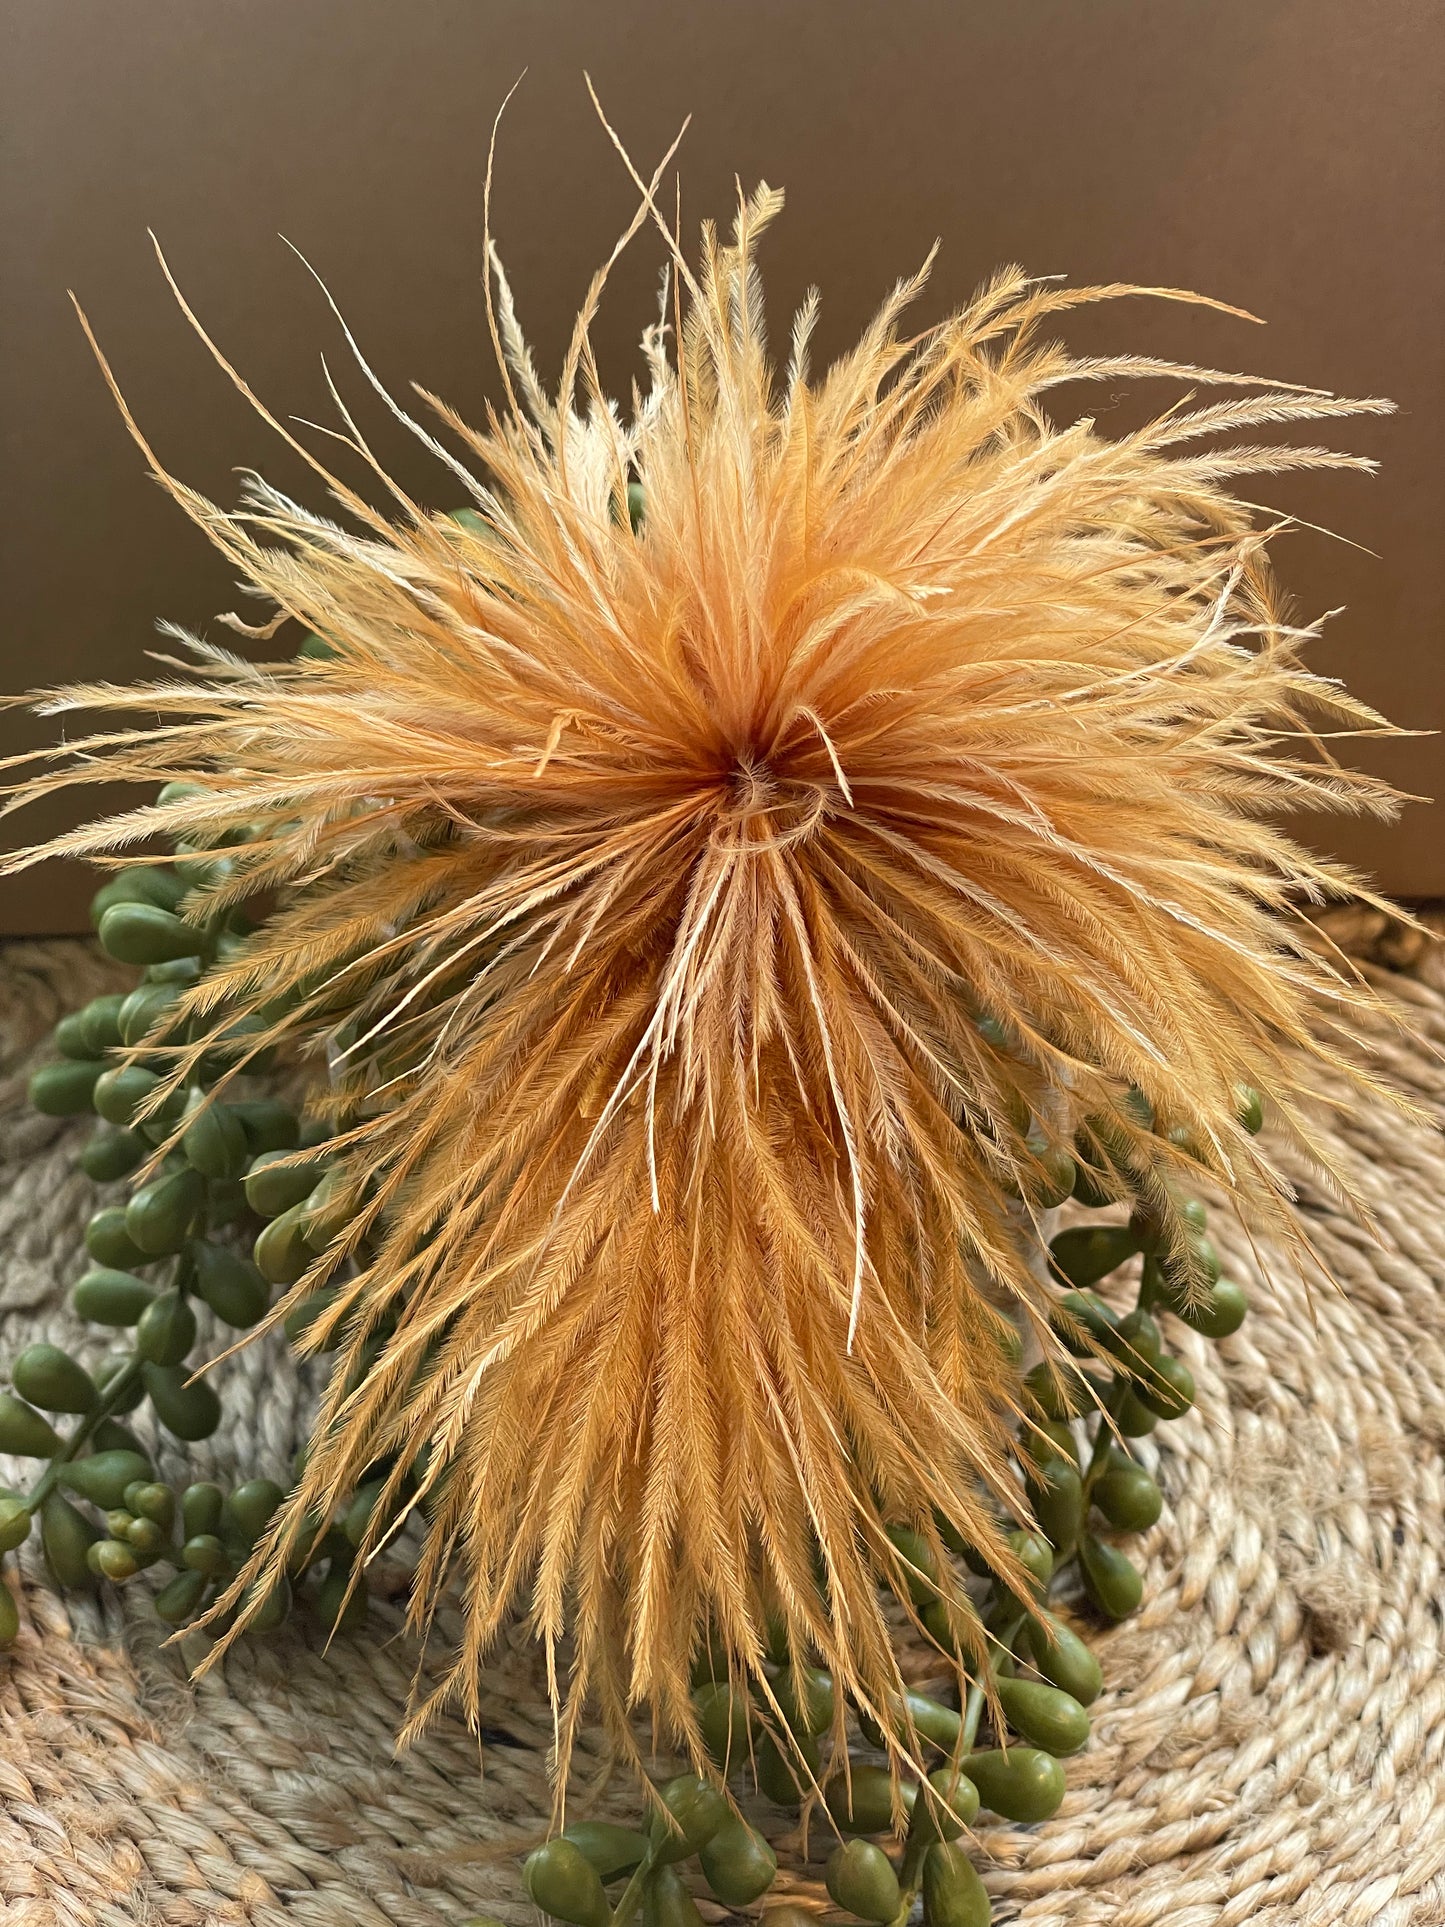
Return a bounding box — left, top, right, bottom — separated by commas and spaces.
1, 160, 1411, 1789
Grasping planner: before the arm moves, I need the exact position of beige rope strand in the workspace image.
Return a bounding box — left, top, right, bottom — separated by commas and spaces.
1, 919, 1443, 1927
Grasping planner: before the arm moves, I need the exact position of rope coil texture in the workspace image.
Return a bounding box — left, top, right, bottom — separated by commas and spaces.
1, 919, 1442, 1927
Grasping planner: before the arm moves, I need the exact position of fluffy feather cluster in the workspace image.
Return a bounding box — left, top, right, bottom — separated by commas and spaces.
4, 171, 1407, 1780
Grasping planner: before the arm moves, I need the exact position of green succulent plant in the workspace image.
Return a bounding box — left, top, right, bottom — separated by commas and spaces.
7, 643, 1253, 1927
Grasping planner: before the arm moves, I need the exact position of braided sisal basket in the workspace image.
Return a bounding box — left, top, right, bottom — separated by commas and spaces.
2, 920, 1443, 1927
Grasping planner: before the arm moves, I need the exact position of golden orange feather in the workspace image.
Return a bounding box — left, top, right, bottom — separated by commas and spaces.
1, 166, 1410, 1786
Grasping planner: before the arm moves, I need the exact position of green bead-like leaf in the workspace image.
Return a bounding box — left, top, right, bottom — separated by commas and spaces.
884, 1522, 940, 1604
54, 1012, 95, 1060
0, 1392, 62, 1457
190, 1241, 269, 1328
225, 1478, 285, 1548
647, 1774, 726, 1863
1092, 1463, 1162, 1531
312, 1561, 368, 1633
914, 1767, 979, 1841
182, 1099, 250, 1181
524, 1839, 611, 1927
960, 1746, 1066, 1823
1078, 1533, 1144, 1620
154, 1567, 208, 1624
142, 1362, 221, 1440
129, 1482, 176, 1531
693, 1679, 750, 1765
40, 1490, 99, 1589
254, 1204, 313, 1285
97, 901, 199, 966
698, 1812, 777, 1906
242, 1572, 292, 1631
0, 1497, 34, 1553
1022, 1612, 1103, 1706
117, 981, 184, 1050
1179, 1279, 1247, 1340
641, 1866, 703, 1927
230, 1098, 300, 1153
93, 1065, 162, 1129
826, 1840, 900, 1924
1025, 1456, 1083, 1556
755, 1729, 819, 1806
921, 1840, 991, 1927
995, 1675, 1090, 1755
558, 1821, 649, 1881
85, 1205, 147, 1271
78, 994, 127, 1056
126, 1168, 206, 1257
13, 1343, 97, 1414
181, 1481, 224, 1538
135, 1290, 197, 1367
88, 1537, 141, 1582
244, 1152, 327, 1221
1137, 1354, 1194, 1420
181, 1532, 228, 1575
774, 1664, 835, 1737
78, 1126, 148, 1182
58, 1450, 154, 1509
825, 1762, 901, 1836
1048, 1225, 1139, 1289
28, 1059, 103, 1117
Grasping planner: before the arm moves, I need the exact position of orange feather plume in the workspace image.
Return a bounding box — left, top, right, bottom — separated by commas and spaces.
2, 162, 1410, 1785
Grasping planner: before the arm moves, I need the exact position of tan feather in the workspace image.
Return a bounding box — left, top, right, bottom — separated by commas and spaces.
1, 174, 1414, 1792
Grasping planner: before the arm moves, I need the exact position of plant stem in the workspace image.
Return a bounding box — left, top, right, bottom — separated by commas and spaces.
607, 1844, 658, 1927
23, 1354, 145, 1509
173, 1241, 198, 1299
24, 1226, 201, 1517
889, 1667, 992, 1926
960, 1679, 986, 1752
1136, 1255, 1162, 1314
1080, 1399, 1118, 1496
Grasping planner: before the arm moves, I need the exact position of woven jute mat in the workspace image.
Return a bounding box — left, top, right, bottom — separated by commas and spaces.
2, 920, 1444, 1927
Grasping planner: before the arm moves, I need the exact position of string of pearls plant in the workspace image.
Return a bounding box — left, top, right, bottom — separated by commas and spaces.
5, 609, 1257, 1926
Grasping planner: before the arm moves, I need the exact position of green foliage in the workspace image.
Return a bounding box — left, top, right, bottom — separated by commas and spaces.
0, 1498, 34, 1553
1022, 1613, 1104, 1706
13, 1344, 97, 1414
696, 1813, 776, 1905
646, 1777, 727, 1864
78, 1126, 148, 1182
826, 1761, 899, 1835
954, 1747, 1067, 1824
560, 1824, 650, 1882
922, 1841, 991, 1927
0, 1392, 62, 1458
539, 1092, 1250, 1927
827, 1840, 901, 1922
57, 1450, 153, 1509
28, 1059, 105, 1117
1, 790, 387, 1653
993, 1677, 1090, 1756
1092, 1461, 1163, 1531
526, 1840, 611, 1927
97, 901, 200, 967
6, 766, 1254, 1927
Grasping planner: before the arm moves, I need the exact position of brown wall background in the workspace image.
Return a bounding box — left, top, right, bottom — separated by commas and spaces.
2, 0, 1441, 931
